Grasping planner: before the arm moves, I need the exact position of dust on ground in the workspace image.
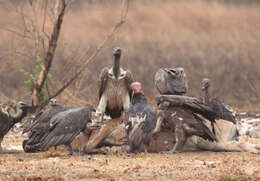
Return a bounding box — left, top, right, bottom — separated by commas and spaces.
1, 131, 260, 181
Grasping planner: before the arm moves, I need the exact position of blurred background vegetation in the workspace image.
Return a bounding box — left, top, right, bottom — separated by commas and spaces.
0, 0, 260, 110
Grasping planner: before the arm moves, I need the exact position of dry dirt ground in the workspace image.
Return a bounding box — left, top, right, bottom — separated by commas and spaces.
1, 131, 260, 181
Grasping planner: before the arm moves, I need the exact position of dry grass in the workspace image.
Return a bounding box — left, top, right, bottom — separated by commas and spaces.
0, 0, 260, 110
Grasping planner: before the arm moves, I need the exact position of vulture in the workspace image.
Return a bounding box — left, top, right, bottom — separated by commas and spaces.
23, 99, 77, 152
50, 98, 58, 107
159, 104, 218, 153
39, 104, 94, 154
124, 82, 157, 153
0, 101, 30, 152
202, 78, 236, 124
96, 47, 134, 119
154, 67, 188, 95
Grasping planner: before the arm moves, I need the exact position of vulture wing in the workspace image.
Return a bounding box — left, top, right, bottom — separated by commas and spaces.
23, 105, 76, 148
156, 95, 218, 123
210, 98, 236, 124
125, 70, 134, 97
125, 104, 157, 152
23, 105, 76, 134
192, 113, 218, 142
0, 105, 13, 138
98, 67, 109, 100
40, 107, 91, 151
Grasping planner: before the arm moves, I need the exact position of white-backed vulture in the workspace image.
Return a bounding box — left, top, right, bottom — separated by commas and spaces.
97, 47, 134, 119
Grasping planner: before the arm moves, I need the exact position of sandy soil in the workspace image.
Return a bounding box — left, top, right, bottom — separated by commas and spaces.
1, 131, 260, 181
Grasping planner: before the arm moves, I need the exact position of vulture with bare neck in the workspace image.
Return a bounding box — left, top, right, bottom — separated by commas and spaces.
202, 78, 236, 124
201, 78, 236, 124
97, 47, 134, 119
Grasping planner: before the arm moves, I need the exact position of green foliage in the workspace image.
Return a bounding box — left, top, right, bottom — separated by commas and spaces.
219, 176, 247, 181
20, 56, 52, 104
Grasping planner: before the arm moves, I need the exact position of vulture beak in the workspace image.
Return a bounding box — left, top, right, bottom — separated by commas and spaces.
113, 47, 121, 56
17, 101, 31, 108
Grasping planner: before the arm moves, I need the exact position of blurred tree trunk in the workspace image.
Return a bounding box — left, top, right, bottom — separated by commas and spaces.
31, 0, 66, 106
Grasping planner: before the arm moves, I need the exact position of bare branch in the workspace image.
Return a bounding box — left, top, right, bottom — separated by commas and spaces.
37, 0, 130, 110
42, 0, 50, 40
0, 27, 32, 40
29, 0, 40, 57
31, 0, 67, 106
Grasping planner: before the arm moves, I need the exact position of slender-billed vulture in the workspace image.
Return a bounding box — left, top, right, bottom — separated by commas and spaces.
23, 99, 77, 152
96, 47, 134, 119
154, 67, 188, 95
202, 78, 236, 124
40, 104, 94, 154
0, 101, 30, 152
124, 82, 157, 153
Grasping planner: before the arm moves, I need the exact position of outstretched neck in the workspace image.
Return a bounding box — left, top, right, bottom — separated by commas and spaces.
132, 93, 147, 105
113, 55, 120, 78
10, 105, 23, 119
204, 87, 210, 104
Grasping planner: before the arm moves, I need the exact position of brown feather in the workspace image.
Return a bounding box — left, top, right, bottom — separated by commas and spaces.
125, 70, 134, 98
98, 67, 109, 100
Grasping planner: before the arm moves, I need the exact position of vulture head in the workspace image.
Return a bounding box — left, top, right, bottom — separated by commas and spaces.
50, 98, 57, 107
201, 78, 211, 104
201, 78, 211, 91
112, 47, 122, 79
9, 101, 31, 119
131, 82, 144, 96
113, 47, 122, 57
17, 101, 31, 111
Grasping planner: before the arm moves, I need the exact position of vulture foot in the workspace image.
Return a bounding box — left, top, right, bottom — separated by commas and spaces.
170, 127, 187, 153
169, 143, 184, 154
66, 144, 73, 155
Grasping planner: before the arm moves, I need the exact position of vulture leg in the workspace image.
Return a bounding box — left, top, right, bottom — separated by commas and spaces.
143, 145, 148, 153
96, 95, 107, 122
66, 144, 73, 155
169, 125, 187, 153
153, 111, 164, 134
123, 94, 131, 111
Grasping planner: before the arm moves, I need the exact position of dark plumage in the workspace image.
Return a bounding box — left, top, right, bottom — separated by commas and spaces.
23, 100, 77, 152
160, 105, 218, 153
0, 101, 30, 152
39, 105, 94, 154
97, 47, 134, 119
202, 78, 236, 124
124, 82, 157, 153
154, 67, 188, 95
